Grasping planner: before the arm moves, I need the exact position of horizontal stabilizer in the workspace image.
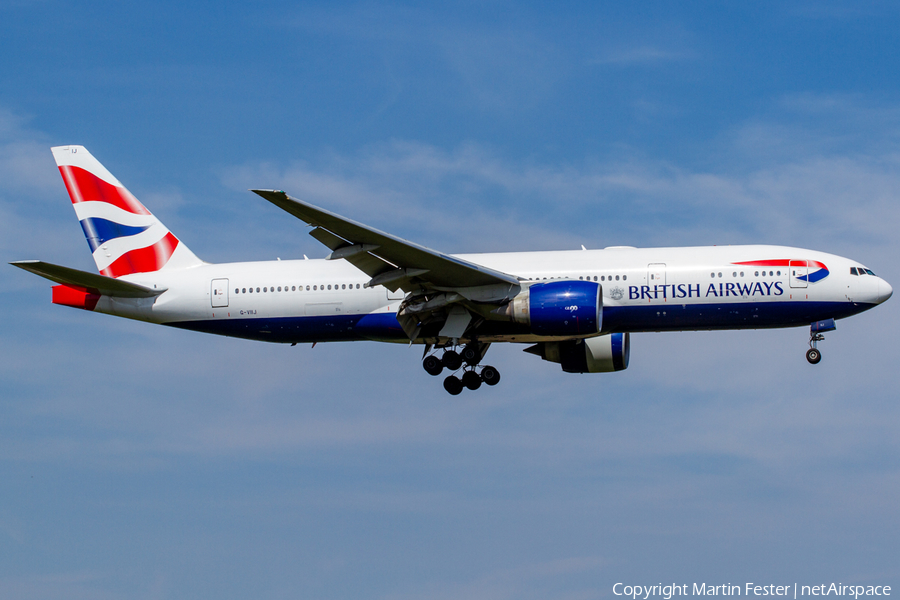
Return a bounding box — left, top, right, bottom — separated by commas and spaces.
10, 260, 165, 298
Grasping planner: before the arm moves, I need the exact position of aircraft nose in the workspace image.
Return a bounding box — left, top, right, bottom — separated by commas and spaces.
878, 278, 893, 304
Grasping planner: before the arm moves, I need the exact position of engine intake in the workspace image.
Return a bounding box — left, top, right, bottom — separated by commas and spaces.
503, 280, 602, 336
526, 333, 630, 373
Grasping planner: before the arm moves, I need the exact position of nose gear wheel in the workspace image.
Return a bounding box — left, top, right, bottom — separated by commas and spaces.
806, 348, 821, 364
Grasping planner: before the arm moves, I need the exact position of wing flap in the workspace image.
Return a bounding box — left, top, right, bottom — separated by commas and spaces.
309, 226, 395, 279
10, 260, 165, 298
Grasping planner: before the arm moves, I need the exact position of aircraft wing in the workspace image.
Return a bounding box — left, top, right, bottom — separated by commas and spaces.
10, 260, 165, 298
251, 190, 520, 292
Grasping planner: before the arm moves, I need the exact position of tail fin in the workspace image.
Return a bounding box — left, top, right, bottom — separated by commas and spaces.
52, 145, 203, 278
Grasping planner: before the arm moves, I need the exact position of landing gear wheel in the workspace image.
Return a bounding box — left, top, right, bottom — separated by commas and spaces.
480, 365, 501, 386
462, 370, 482, 391
423, 355, 443, 376
442, 350, 463, 371
806, 348, 822, 364
443, 375, 464, 395
461, 345, 480, 366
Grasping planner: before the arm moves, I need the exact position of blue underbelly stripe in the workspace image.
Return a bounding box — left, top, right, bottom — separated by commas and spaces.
164, 300, 875, 344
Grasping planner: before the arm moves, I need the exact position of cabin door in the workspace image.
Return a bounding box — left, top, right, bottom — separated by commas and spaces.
648, 263, 667, 286
790, 260, 808, 289
211, 279, 229, 307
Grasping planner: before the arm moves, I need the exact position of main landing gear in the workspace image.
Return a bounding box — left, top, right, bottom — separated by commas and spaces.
806, 318, 836, 365
422, 343, 500, 395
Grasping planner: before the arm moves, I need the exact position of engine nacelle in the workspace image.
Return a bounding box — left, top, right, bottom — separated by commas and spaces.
504, 280, 602, 336
527, 333, 630, 373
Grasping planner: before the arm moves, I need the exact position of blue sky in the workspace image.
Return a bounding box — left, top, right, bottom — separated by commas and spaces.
2, 2, 899, 598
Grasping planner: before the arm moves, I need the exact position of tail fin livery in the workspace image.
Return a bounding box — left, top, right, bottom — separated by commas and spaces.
52, 145, 203, 278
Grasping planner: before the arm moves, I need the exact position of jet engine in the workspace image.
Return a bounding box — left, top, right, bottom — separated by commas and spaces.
526, 332, 630, 373
501, 280, 602, 336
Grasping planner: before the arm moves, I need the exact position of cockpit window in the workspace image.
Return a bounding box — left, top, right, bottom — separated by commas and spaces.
865, 268, 876, 276
850, 267, 858, 275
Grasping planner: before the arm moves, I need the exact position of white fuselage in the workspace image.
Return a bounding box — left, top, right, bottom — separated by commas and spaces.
94, 244, 890, 345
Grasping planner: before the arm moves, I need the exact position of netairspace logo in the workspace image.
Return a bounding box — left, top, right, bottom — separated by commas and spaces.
613, 583, 892, 600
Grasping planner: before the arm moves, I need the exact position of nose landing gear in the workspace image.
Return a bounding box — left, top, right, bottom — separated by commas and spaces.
806, 318, 835, 364
423, 343, 500, 394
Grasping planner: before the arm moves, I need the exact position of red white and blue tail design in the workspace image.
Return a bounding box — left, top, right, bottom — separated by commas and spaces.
52, 145, 203, 278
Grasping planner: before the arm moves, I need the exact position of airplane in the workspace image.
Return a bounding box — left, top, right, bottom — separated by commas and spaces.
10, 145, 893, 394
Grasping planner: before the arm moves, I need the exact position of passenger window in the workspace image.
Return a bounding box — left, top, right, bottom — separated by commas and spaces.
256, 287, 260, 293
593, 276, 598, 281
754, 271, 759, 277
242, 288, 246, 293
776, 271, 781, 276
234, 288, 239, 294
623, 275, 627, 281
615, 275, 620, 281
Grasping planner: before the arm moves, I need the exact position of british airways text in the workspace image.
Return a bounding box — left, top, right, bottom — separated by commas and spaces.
629, 282, 785, 301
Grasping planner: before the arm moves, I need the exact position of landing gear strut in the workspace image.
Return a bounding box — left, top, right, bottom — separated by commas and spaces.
423, 343, 500, 394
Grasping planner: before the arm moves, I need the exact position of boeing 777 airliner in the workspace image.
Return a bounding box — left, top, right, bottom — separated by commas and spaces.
11, 146, 893, 394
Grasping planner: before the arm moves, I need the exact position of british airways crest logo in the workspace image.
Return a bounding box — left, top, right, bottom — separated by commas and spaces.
733, 259, 830, 283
